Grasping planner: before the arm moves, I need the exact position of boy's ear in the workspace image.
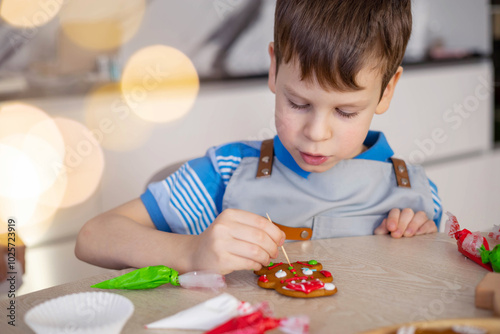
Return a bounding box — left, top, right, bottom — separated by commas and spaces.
268, 42, 277, 94
375, 66, 403, 115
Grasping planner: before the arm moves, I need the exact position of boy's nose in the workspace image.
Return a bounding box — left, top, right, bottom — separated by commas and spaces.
303, 115, 332, 142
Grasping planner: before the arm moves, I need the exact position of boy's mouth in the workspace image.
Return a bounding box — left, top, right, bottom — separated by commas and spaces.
299, 151, 328, 166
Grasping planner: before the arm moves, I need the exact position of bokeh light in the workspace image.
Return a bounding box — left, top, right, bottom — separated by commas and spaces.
53, 118, 105, 208
121, 45, 200, 123
0, 103, 67, 231
59, 0, 146, 51
17, 215, 56, 246
32, 159, 67, 221
0, 0, 62, 28
0, 220, 8, 235
0, 102, 65, 159
0, 103, 106, 239
0, 139, 66, 232
0, 134, 67, 230
0, 195, 38, 231
0, 142, 40, 200
0, 134, 63, 199
85, 83, 153, 151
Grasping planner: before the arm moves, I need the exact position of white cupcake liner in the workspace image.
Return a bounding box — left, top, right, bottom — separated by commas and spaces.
25, 291, 134, 334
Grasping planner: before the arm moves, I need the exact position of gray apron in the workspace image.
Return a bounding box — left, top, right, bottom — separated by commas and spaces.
222, 140, 435, 239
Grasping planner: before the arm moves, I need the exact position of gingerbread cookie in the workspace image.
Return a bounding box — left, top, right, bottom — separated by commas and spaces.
254, 260, 337, 298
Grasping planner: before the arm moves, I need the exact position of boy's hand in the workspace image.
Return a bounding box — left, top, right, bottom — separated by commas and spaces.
374, 208, 437, 238
188, 209, 286, 275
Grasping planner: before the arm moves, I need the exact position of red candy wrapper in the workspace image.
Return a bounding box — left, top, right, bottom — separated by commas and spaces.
205, 301, 309, 334
445, 212, 492, 271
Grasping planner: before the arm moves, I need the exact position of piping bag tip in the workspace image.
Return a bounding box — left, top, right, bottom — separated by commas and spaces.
178, 270, 226, 291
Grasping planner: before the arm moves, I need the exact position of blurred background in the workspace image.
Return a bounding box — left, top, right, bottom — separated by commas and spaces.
0, 0, 498, 295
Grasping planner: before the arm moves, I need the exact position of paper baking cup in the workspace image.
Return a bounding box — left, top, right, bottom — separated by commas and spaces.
25, 291, 134, 334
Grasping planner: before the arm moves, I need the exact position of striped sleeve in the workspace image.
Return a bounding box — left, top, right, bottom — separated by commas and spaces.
428, 179, 443, 229
210, 141, 260, 186
141, 141, 260, 234
217, 155, 242, 186
141, 159, 223, 234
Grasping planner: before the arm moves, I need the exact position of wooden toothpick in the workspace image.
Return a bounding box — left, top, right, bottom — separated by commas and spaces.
266, 213, 292, 267
281, 245, 293, 268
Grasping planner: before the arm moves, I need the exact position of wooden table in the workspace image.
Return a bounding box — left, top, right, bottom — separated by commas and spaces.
1, 233, 497, 333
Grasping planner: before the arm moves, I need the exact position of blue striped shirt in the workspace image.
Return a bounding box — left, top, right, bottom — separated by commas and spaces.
141, 131, 443, 234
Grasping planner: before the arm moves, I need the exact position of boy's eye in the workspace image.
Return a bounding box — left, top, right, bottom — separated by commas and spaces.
288, 100, 309, 110
336, 108, 358, 119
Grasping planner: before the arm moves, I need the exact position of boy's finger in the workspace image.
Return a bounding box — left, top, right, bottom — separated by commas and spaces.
228, 221, 280, 259
374, 219, 389, 235
386, 209, 401, 232
258, 216, 286, 247
415, 220, 438, 235
227, 209, 285, 246
403, 211, 428, 237
391, 208, 413, 238
226, 239, 271, 269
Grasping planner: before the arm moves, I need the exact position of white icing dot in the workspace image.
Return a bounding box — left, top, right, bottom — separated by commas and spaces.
301, 279, 307, 283
275, 270, 287, 278
301, 268, 313, 275
324, 283, 336, 291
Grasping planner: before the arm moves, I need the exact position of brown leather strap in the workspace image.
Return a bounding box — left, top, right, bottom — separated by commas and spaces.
390, 157, 411, 188
273, 222, 312, 241
256, 138, 274, 178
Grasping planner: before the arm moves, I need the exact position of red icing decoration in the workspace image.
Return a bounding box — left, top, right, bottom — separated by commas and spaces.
285, 279, 324, 294
296, 261, 313, 267
280, 276, 309, 284
320, 270, 332, 278
258, 275, 269, 283
267, 262, 284, 270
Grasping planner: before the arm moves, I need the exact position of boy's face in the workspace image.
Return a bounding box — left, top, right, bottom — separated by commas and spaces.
268, 43, 402, 173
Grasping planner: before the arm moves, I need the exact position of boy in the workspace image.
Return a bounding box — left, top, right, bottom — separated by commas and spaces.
76, 0, 442, 275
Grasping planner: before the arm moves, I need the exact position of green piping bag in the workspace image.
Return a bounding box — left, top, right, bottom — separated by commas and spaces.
91, 265, 225, 290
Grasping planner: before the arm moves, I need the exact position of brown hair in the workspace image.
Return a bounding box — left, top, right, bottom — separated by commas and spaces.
274, 0, 412, 95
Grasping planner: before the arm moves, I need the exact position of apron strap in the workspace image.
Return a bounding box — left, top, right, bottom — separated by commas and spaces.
273, 222, 313, 241
390, 157, 412, 188
256, 138, 274, 178
256, 139, 312, 240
